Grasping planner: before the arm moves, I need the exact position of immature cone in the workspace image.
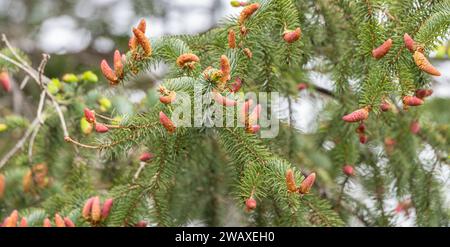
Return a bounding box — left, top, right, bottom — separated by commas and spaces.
243, 48, 253, 59
82, 197, 95, 219
395, 199, 412, 214
285, 169, 297, 193
64, 217, 75, 227
159, 91, 177, 104
132, 28, 152, 56
228, 30, 236, 49
240, 99, 254, 123
22, 170, 33, 193
238, 3, 260, 24
0, 173, 5, 199
54, 213, 66, 227
342, 107, 369, 122
129, 19, 147, 50
403, 96, 424, 107
230, 77, 242, 92
95, 123, 109, 133
101, 198, 114, 220
359, 134, 368, 144
355, 123, 366, 134
4, 210, 19, 227
283, 28, 302, 43
298, 172, 316, 194
43, 218, 52, 227
415, 89, 433, 99
245, 197, 257, 211
176, 53, 200, 69
19, 217, 28, 227
135, 221, 148, 227
403, 33, 415, 53
297, 83, 308, 91
343, 165, 355, 176
384, 137, 396, 154
410, 121, 420, 134
248, 104, 262, 126
380, 100, 391, 112
0, 71, 11, 92
372, 38, 392, 59
220, 55, 231, 83
413, 50, 441, 76
114, 50, 124, 79
140, 152, 154, 162
246, 125, 261, 134
84, 108, 96, 124
100, 60, 118, 85
159, 111, 176, 134
213, 92, 237, 107
240, 26, 249, 36
91, 196, 102, 222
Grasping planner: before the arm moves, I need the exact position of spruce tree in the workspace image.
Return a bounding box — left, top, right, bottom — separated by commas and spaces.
0, 0, 449, 227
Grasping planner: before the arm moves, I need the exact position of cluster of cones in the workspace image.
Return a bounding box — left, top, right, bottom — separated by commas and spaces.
1, 210, 75, 227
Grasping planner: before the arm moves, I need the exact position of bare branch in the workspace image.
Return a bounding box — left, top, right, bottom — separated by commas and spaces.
0, 117, 40, 169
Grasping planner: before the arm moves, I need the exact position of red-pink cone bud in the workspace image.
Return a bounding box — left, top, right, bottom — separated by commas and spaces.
384, 137, 396, 154
101, 198, 114, 220
283, 28, 302, 43
342, 107, 369, 122
95, 123, 109, 133
0, 71, 11, 92
82, 197, 94, 219
246, 125, 261, 134
64, 217, 75, 227
359, 134, 368, 144
297, 83, 308, 91
245, 197, 257, 211
159, 111, 176, 134
415, 89, 433, 99
84, 108, 96, 124
403, 33, 415, 53
298, 172, 316, 194
140, 152, 154, 162
380, 101, 391, 112
410, 121, 420, 134
54, 213, 65, 227
355, 123, 366, 134
372, 38, 392, 59
19, 217, 28, 227
114, 50, 124, 79
403, 96, 424, 107
230, 77, 242, 92
395, 199, 412, 214
248, 104, 261, 125
135, 221, 148, 227
43, 218, 52, 227
91, 196, 101, 223
213, 92, 237, 107
343, 165, 355, 176
159, 91, 176, 104
7, 210, 19, 227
